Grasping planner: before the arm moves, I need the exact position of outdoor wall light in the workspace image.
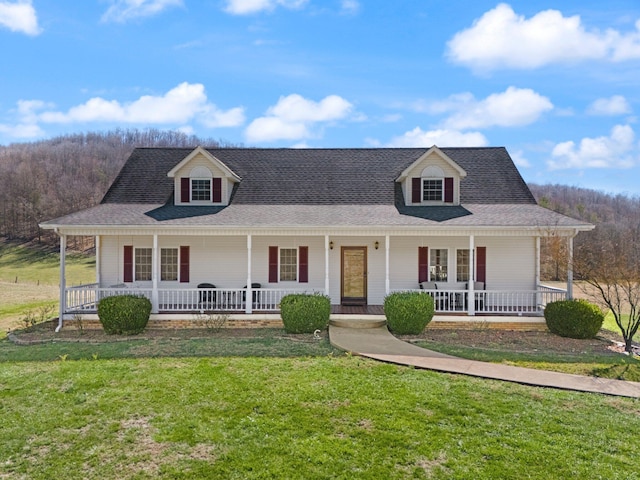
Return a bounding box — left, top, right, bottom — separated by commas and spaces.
329, 241, 334, 250
374, 241, 379, 250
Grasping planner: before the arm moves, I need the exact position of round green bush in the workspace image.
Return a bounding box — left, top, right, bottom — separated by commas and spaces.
384, 291, 435, 335
280, 293, 331, 334
97, 294, 152, 335
544, 299, 604, 339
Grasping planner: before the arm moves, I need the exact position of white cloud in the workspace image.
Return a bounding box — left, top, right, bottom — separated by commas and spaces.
245, 94, 353, 142
510, 150, 531, 168
35, 82, 244, 128
340, 0, 360, 15
386, 128, 488, 148
223, 0, 307, 15
0, 0, 40, 35
447, 3, 640, 71
435, 87, 553, 130
587, 95, 632, 116
101, 0, 183, 23
0, 122, 44, 138
548, 124, 637, 169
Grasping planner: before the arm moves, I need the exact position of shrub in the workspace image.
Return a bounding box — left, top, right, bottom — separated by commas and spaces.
384, 291, 434, 335
544, 299, 604, 339
97, 295, 152, 335
280, 293, 331, 334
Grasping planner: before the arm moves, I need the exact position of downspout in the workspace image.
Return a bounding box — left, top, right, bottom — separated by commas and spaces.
56, 230, 66, 333
567, 234, 575, 300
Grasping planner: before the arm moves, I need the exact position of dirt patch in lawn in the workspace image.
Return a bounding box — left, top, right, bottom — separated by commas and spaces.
8, 320, 325, 345
400, 327, 630, 357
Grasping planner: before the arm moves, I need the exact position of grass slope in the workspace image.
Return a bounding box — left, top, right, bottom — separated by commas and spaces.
0, 241, 94, 334
1, 356, 639, 479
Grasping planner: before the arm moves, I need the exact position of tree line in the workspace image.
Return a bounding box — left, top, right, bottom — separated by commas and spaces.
0, 129, 228, 243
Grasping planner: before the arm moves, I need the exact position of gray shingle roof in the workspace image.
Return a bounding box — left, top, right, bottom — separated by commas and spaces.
43, 147, 592, 230
101, 147, 536, 206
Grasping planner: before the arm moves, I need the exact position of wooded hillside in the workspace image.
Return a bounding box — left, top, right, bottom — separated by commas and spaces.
0, 129, 227, 242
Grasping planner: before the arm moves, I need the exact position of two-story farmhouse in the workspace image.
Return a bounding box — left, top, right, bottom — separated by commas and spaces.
41, 146, 593, 330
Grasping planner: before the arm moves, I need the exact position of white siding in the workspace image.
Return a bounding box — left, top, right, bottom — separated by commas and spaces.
97, 233, 537, 305
174, 154, 233, 205
402, 151, 461, 205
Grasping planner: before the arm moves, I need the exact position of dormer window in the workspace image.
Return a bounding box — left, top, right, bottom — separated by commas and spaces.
180, 166, 222, 204
422, 179, 443, 201
411, 165, 454, 204
191, 178, 212, 201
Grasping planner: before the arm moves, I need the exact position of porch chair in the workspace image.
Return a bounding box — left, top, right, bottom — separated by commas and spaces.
466, 281, 485, 311
242, 283, 262, 307
197, 283, 217, 309
419, 281, 446, 310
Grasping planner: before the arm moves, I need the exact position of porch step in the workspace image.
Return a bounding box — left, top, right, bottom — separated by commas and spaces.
329, 318, 387, 329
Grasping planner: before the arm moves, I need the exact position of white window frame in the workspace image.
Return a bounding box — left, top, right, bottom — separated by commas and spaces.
279, 247, 299, 282
422, 178, 444, 202
134, 247, 152, 282
160, 247, 179, 282
191, 178, 212, 203
430, 248, 448, 282
456, 249, 470, 282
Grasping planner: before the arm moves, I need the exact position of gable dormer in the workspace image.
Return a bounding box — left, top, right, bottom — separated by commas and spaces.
396, 146, 467, 206
167, 147, 241, 206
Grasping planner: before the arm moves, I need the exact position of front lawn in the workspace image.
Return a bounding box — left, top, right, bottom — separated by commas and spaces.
1, 355, 639, 479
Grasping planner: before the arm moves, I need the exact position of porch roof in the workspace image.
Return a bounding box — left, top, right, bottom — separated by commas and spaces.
41, 202, 593, 232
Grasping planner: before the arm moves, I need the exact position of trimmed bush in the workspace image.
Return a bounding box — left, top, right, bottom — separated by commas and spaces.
280, 293, 331, 334
544, 299, 604, 339
97, 294, 152, 335
384, 291, 434, 335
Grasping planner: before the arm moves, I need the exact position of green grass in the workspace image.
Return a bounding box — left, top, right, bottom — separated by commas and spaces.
603, 311, 640, 342
0, 241, 95, 335
1, 355, 639, 479
0, 330, 339, 362
0, 241, 95, 285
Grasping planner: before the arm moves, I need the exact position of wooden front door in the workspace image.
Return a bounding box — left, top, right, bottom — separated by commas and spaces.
341, 247, 367, 306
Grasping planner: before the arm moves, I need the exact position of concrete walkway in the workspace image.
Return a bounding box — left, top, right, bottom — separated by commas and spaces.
328, 321, 640, 398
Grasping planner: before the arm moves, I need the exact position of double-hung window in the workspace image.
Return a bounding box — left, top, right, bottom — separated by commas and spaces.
191, 178, 211, 201
134, 248, 152, 281
430, 249, 448, 282
456, 249, 470, 282
279, 248, 298, 282
422, 178, 443, 201
161, 248, 179, 281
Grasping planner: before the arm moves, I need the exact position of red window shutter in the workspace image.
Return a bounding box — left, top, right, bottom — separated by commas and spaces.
212, 178, 222, 203
269, 246, 278, 283
412, 177, 421, 203
299, 246, 308, 283
181, 178, 190, 203
123, 245, 133, 283
476, 247, 486, 284
418, 247, 429, 283
444, 177, 454, 203
180, 246, 190, 283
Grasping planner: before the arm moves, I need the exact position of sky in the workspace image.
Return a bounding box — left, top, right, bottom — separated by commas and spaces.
2, 0, 640, 194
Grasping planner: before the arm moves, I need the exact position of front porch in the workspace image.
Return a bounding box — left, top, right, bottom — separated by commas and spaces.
63, 283, 567, 318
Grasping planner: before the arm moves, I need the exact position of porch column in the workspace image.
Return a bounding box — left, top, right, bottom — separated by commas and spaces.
567, 235, 574, 300
95, 235, 101, 285
535, 236, 541, 310
57, 233, 66, 332
246, 235, 252, 314
324, 235, 330, 296
468, 235, 475, 316
151, 234, 159, 313
385, 235, 390, 295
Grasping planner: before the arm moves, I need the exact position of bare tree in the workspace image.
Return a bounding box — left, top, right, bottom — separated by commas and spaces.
574, 225, 640, 353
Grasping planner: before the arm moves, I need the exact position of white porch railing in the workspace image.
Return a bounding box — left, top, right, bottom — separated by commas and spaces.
397, 285, 567, 315
65, 285, 317, 313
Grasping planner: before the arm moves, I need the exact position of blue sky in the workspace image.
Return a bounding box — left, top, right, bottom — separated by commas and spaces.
2, 0, 640, 194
